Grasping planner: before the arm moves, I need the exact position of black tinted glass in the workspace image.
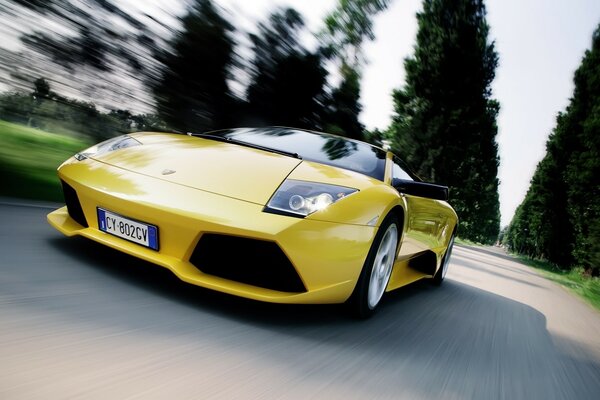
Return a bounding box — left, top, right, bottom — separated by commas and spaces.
206, 128, 387, 181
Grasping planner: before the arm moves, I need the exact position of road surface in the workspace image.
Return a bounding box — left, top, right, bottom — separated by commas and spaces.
1, 203, 600, 399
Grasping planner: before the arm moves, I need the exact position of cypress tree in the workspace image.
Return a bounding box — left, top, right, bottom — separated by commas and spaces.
390, 0, 500, 243
565, 25, 600, 274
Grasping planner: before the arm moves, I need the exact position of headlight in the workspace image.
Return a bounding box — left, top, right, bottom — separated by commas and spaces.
75, 135, 141, 161
265, 179, 358, 217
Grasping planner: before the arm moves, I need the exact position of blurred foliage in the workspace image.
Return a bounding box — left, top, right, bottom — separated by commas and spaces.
504, 24, 600, 275
7, 0, 55, 13
319, 0, 391, 140
153, 0, 237, 133
323, 65, 364, 139
0, 0, 393, 139
246, 8, 328, 129
321, 0, 391, 68
0, 0, 162, 110
390, 0, 500, 244
16, 0, 154, 73
0, 120, 90, 201
0, 79, 166, 141
363, 127, 389, 147
150, 0, 387, 138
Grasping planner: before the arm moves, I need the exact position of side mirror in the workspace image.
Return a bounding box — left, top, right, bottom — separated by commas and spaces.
392, 178, 449, 201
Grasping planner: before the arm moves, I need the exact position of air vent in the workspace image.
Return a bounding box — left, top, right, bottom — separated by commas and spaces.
61, 180, 88, 228
190, 234, 306, 293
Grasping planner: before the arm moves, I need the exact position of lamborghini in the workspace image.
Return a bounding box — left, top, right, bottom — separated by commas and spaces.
47, 127, 457, 317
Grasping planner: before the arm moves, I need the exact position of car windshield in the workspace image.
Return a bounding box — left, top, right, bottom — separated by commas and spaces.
201, 127, 387, 181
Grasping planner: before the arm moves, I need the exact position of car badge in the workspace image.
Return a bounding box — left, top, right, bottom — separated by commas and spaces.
161, 169, 176, 175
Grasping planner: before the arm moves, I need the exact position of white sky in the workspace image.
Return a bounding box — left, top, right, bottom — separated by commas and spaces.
204, 0, 599, 227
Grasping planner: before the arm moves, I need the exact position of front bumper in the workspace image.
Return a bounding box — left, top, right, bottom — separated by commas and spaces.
47, 160, 377, 304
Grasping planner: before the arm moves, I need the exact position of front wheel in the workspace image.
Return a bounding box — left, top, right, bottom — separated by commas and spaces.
350, 216, 399, 318
432, 234, 455, 285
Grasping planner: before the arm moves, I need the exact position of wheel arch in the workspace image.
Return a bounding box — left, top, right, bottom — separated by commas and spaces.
386, 205, 406, 246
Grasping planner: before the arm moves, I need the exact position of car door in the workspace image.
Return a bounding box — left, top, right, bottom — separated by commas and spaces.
392, 158, 447, 257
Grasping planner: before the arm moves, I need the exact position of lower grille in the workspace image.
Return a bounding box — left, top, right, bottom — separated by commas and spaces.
190, 234, 306, 293
61, 180, 88, 228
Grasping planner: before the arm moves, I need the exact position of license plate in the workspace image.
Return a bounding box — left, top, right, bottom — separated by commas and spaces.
97, 208, 159, 250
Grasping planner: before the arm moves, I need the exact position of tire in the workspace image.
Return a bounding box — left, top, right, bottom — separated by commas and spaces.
350, 215, 400, 318
432, 234, 455, 286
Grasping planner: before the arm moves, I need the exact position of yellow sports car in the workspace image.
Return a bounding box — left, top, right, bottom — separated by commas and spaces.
48, 127, 457, 317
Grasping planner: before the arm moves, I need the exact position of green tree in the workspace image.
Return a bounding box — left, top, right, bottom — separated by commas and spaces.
0, 78, 162, 141
565, 26, 600, 274
33, 78, 51, 101
131, 114, 167, 132
320, 0, 391, 139
390, 0, 500, 243
153, 0, 236, 132
246, 8, 328, 129
505, 24, 600, 273
503, 149, 573, 264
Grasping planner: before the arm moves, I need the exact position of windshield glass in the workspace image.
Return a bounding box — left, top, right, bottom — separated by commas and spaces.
203, 127, 387, 181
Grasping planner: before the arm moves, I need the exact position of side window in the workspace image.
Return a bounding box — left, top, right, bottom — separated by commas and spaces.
392, 158, 413, 181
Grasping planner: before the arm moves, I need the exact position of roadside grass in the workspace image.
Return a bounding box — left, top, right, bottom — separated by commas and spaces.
0, 120, 90, 202
454, 234, 600, 311
514, 255, 600, 311
455, 237, 484, 246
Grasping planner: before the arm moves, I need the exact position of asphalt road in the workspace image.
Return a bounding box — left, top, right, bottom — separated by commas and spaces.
1, 203, 600, 399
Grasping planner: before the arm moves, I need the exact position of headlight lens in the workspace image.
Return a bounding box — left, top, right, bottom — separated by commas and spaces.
265, 180, 358, 217
75, 135, 141, 160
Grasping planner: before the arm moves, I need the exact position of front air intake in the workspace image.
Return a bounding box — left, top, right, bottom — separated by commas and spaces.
60, 180, 88, 228
190, 234, 306, 293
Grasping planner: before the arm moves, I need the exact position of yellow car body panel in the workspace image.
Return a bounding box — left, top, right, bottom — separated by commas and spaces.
48, 131, 458, 305
388, 196, 457, 291
91, 133, 302, 205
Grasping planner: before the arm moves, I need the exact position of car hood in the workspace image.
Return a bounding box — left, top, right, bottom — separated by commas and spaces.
89, 133, 302, 205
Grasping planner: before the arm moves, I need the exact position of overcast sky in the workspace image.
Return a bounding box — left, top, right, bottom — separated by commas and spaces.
201, 0, 599, 227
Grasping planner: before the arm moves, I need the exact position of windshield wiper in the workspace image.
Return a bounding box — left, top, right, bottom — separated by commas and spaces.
187, 132, 301, 159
